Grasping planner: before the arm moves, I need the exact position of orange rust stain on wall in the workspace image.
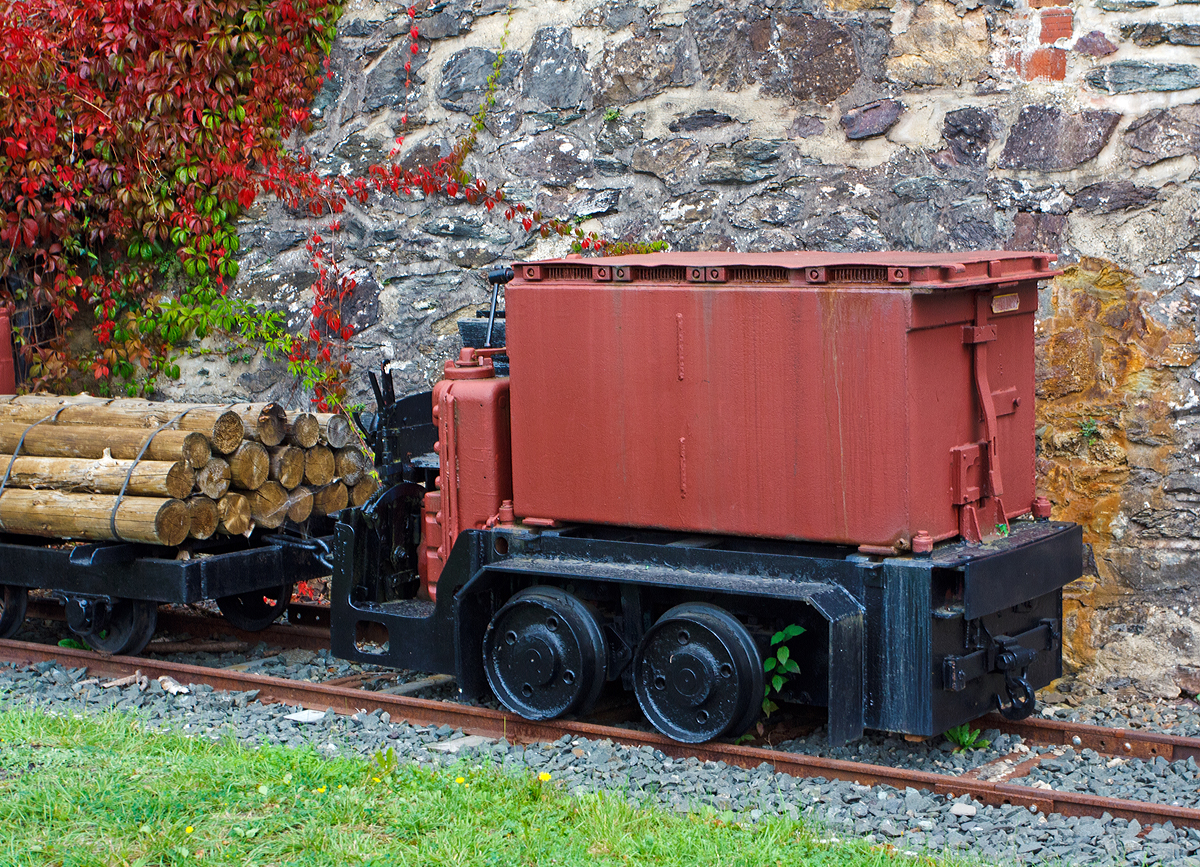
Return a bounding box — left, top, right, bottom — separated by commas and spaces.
1034, 259, 1194, 670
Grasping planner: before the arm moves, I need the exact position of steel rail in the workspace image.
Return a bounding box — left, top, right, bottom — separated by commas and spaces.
3, 637, 1200, 831
24, 599, 1200, 764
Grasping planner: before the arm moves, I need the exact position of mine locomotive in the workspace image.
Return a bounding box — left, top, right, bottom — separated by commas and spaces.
332, 251, 1083, 745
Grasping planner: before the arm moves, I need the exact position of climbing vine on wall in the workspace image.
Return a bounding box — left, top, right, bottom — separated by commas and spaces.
1, 0, 664, 407
0, 0, 339, 392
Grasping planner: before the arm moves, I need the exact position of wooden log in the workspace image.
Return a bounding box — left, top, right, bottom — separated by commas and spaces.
0, 489, 189, 546
0, 422, 210, 466
0, 454, 193, 499
287, 412, 320, 449
186, 495, 219, 540
348, 476, 380, 507
316, 413, 352, 449
286, 485, 314, 523
312, 481, 348, 516
334, 447, 369, 486
228, 441, 268, 491
267, 445, 305, 490
0, 402, 245, 455
195, 457, 231, 499
257, 403, 288, 447
304, 444, 335, 487
247, 480, 288, 529
217, 492, 252, 536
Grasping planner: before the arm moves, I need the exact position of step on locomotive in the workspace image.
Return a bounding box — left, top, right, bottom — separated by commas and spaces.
332, 251, 1083, 745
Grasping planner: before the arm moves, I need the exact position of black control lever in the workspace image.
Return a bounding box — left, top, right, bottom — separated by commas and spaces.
368, 370, 386, 409
485, 265, 514, 348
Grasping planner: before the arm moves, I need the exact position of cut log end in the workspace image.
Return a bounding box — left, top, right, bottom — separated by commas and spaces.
304, 445, 336, 487
217, 492, 252, 536
348, 477, 380, 507
288, 412, 320, 449
335, 447, 369, 487
230, 441, 269, 491
196, 457, 232, 499
152, 498, 191, 547
248, 480, 289, 529
181, 432, 212, 467
286, 485, 314, 523
211, 410, 246, 454
268, 444, 305, 490
312, 481, 349, 516
186, 496, 219, 540
321, 413, 352, 449
257, 403, 288, 447
166, 460, 197, 500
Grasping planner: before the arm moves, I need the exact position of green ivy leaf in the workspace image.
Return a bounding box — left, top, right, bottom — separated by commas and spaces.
763, 657, 776, 672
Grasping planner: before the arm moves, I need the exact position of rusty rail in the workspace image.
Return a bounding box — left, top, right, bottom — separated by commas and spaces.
4, 637, 1200, 831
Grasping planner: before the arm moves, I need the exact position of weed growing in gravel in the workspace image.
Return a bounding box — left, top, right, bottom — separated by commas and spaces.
943, 724, 991, 752
0, 707, 975, 866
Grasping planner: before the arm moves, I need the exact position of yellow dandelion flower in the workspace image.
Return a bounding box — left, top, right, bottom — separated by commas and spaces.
538, 772, 551, 782
185, 827, 194, 834
455, 776, 466, 784
372, 776, 381, 783
316, 786, 326, 793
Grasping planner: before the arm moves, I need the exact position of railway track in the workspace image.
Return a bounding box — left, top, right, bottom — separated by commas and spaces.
2, 635, 1199, 836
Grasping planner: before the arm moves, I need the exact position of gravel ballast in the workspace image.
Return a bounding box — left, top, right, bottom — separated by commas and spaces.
4, 656, 1200, 867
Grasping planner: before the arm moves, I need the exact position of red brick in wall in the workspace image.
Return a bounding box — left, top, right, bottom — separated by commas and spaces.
1041, 8, 1074, 43
1008, 47, 1068, 81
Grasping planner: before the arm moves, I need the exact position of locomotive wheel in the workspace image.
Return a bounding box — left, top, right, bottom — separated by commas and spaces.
633, 603, 763, 744
483, 586, 608, 721
0, 584, 28, 639
216, 583, 294, 632
83, 598, 159, 656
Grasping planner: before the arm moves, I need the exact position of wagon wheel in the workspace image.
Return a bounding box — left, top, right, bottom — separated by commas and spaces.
81, 598, 159, 656
216, 583, 294, 632
0, 584, 28, 639
633, 602, 763, 744
483, 586, 608, 721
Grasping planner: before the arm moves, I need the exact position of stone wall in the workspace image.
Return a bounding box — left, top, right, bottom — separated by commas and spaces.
198, 0, 1199, 693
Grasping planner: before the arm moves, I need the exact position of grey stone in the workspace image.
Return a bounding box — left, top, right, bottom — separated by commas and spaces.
841, 99, 904, 140
1121, 22, 1169, 46
577, 1, 652, 33
328, 131, 392, 176
1124, 104, 1200, 167
239, 227, 306, 259
658, 191, 720, 229
1096, 0, 1157, 8
998, 105, 1120, 171
1072, 181, 1158, 213
987, 179, 1072, 214
700, 140, 785, 183
421, 215, 488, 240
363, 43, 430, 111
1085, 61, 1200, 94
788, 115, 825, 138
691, 8, 859, 104
502, 131, 594, 187
593, 27, 697, 106
631, 138, 704, 189
421, 5, 475, 40
523, 28, 590, 110
436, 47, 522, 113
1075, 30, 1118, 56
943, 107, 999, 167
668, 110, 735, 133
339, 17, 383, 38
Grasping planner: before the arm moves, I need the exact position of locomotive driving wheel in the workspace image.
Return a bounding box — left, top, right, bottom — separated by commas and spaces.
0, 584, 28, 639
216, 583, 294, 632
633, 603, 763, 743
483, 586, 608, 721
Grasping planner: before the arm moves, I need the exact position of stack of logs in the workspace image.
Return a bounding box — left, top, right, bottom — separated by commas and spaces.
0, 394, 379, 547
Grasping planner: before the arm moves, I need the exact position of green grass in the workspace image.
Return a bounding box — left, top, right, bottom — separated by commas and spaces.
0, 708, 958, 866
